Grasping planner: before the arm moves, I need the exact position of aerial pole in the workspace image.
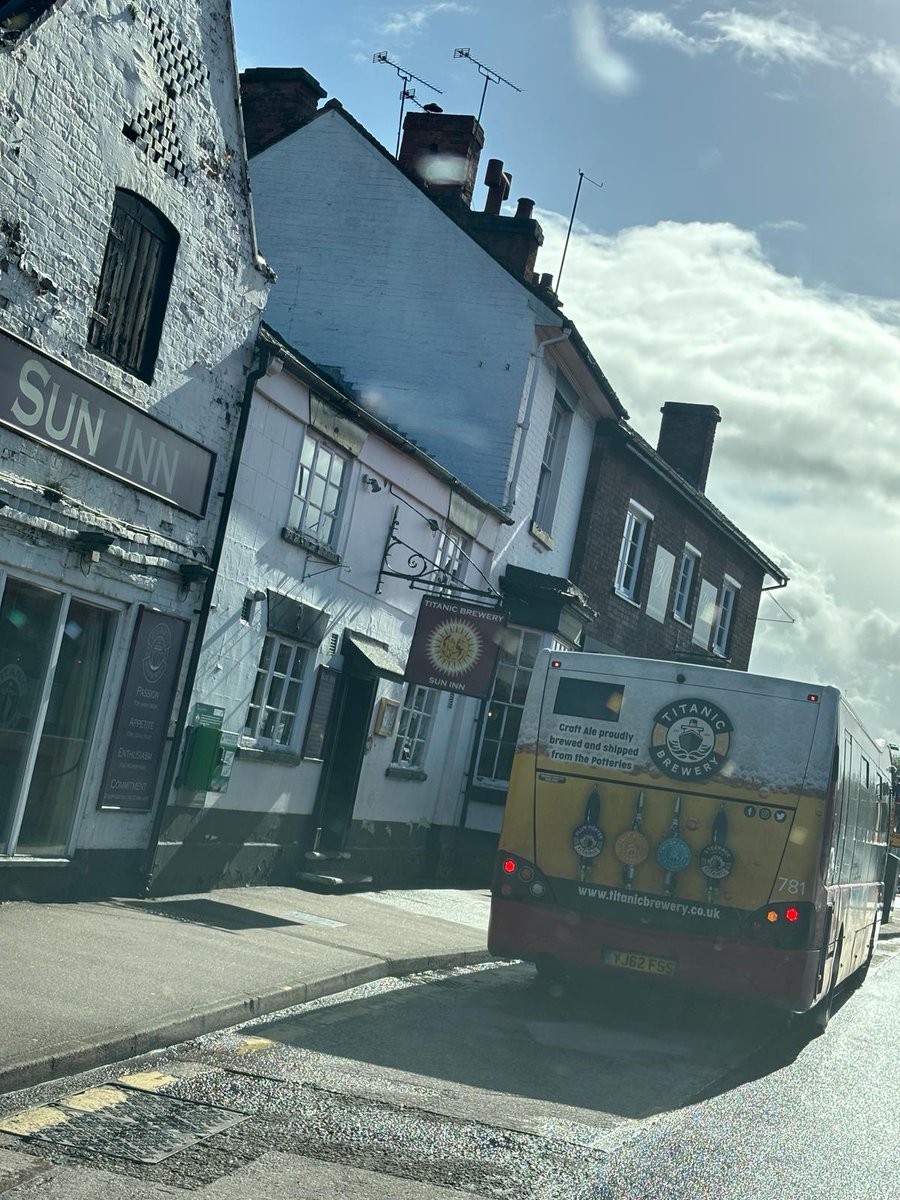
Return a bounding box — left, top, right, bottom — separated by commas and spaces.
453, 48, 522, 124
373, 52, 443, 156
557, 169, 603, 292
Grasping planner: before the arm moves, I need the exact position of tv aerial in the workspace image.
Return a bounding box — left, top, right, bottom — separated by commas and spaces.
373, 52, 443, 155
453, 48, 522, 123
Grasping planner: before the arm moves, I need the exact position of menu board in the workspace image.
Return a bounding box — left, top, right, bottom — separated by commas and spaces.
97, 607, 189, 811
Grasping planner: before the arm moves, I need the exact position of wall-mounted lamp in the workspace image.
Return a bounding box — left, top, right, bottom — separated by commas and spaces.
179, 562, 214, 586
241, 589, 267, 622
72, 528, 116, 565
361, 474, 383, 493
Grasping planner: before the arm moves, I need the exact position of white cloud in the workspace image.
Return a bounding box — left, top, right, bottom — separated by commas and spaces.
615, 8, 707, 55
571, 0, 639, 95
608, 8, 900, 109
379, 2, 474, 37
759, 218, 806, 233
697, 9, 848, 67
534, 213, 900, 741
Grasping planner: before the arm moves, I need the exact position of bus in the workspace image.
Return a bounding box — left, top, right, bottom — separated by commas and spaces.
489, 651, 893, 1027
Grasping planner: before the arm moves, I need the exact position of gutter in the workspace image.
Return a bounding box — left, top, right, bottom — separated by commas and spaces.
140, 339, 273, 892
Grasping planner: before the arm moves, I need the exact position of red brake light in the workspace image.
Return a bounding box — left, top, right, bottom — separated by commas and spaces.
785, 906, 800, 923
502, 858, 517, 874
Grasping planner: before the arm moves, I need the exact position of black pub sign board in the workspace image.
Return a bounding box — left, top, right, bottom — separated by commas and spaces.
0, 327, 215, 515
98, 607, 189, 812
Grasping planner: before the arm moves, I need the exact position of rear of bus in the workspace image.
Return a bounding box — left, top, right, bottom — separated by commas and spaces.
489, 651, 839, 1013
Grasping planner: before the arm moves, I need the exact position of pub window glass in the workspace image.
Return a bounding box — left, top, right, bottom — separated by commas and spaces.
87, 189, 179, 383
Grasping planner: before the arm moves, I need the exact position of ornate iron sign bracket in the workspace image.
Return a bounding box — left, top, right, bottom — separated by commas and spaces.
376, 500, 501, 602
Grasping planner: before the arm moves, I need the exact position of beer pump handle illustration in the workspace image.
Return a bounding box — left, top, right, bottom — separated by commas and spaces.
700, 804, 734, 903
656, 794, 692, 897
614, 790, 649, 890
572, 788, 605, 881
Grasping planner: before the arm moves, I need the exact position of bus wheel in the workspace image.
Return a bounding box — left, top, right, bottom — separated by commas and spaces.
534, 955, 567, 985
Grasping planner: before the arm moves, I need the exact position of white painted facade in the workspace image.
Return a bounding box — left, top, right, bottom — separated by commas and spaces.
155, 335, 502, 889
245, 100, 620, 853
0, 0, 268, 897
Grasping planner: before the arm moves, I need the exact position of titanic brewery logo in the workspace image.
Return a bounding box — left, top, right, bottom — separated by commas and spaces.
649, 698, 733, 781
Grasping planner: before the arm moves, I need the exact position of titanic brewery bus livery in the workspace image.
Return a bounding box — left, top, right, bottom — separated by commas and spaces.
489, 651, 893, 1024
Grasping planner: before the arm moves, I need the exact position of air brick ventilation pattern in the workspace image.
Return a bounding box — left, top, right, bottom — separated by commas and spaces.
122, 8, 209, 181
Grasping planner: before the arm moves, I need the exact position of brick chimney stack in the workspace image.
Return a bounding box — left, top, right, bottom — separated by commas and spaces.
240, 67, 326, 157
656, 403, 721, 493
398, 111, 485, 206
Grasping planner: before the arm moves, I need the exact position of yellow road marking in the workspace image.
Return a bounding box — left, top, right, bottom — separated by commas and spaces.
59, 1086, 129, 1112
237, 1036, 274, 1055
0, 1106, 69, 1134
117, 1071, 176, 1092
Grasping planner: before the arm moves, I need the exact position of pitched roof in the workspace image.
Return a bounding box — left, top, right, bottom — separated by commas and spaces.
611, 421, 788, 584
250, 97, 628, 419
258, 323, 511, 524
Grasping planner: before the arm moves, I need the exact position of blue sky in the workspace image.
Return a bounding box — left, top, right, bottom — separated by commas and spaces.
232, 2, 900, 741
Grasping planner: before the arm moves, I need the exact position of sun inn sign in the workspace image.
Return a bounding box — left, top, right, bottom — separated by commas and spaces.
0, 328, 214, 516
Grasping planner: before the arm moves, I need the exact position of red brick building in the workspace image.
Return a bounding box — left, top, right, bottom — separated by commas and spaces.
570, 403, 787, 669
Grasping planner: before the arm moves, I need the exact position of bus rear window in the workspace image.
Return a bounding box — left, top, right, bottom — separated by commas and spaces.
553, 678, 625, 723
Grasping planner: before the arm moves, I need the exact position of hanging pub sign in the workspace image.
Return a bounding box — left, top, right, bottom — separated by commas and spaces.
404, 597, 506, 699
0, 328, 215, 515
97, 607, 190, 812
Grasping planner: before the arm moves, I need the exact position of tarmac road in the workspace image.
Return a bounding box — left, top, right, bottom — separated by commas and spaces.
1, 907, 899, 1198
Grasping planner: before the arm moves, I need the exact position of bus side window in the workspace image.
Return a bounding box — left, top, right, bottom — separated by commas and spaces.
836, 733, 860, 885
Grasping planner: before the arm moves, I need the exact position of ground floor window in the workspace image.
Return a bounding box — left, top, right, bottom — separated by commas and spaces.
0, 574, 116, 857
392, 684, 438, 769
475, 627, 544, 786
244, 634, 309, 748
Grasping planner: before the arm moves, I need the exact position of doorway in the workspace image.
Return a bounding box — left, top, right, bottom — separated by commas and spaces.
311, 671, 377, 854
0, 574, 116, 857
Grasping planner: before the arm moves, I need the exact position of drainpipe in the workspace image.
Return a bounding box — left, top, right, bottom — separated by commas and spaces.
140, 338, 273, 893
502, 328, 572, 512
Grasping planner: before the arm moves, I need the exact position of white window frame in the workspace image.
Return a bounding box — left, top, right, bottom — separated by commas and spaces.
614, 501, 654, 602
712, 575, 741, 657
244, 633, 309, 748
672, 544, 701, 624
475, 626, 549, 788
392, 684, 439, 770
289, 428, 348, 549
532, 393, 571, 535
434, 525, 471, 594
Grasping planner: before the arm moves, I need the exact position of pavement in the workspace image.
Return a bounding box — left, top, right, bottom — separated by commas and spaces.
0, 885, 492, 1097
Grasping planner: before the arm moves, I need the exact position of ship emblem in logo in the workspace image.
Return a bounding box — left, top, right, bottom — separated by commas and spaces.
649, 699, 733, 781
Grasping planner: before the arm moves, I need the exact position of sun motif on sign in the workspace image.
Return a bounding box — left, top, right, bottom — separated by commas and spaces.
427, 620, 482, 675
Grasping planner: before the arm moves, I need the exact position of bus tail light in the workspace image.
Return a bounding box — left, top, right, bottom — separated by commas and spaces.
745, 901, 813, 946
492, 853, 554, 903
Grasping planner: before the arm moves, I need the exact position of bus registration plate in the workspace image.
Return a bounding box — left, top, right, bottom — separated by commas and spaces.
603, 949, 676, 977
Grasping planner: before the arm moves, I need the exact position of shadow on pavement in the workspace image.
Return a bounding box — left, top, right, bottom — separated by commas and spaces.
234, 963, 807, 1122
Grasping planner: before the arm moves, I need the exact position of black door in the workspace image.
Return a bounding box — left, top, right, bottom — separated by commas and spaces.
312, 672, 377, 853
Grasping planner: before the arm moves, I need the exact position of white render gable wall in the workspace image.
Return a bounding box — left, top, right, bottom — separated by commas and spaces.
249, 108, 558, 511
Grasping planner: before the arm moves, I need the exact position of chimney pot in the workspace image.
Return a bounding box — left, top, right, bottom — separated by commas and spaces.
656, 403, 721, 493
539, 272, 553, 289
515, 197, 535, 220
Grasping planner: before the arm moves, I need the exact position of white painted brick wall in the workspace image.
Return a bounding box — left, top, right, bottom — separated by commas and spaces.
250, 110, 557, 512
190, 363, 500, 828
0, 0, 268, 855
